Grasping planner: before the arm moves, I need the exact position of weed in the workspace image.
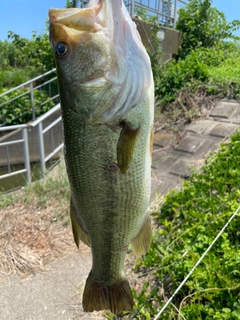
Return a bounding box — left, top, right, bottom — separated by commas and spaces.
131, 130, 240, 319
0, 192, 17, 208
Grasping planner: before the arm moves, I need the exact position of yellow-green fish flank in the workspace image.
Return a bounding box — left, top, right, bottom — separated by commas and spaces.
49, 0, 154, 314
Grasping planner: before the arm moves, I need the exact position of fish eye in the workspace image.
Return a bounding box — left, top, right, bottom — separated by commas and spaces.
55, 42, 68, 56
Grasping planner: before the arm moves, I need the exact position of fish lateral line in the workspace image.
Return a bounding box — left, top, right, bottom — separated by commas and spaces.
110, 244, 129, 255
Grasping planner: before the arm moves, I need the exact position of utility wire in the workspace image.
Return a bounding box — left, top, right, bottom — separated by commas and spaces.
153, 204, 240, 320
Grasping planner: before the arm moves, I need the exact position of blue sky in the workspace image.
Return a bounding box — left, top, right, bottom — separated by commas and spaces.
0, 0, 240, 41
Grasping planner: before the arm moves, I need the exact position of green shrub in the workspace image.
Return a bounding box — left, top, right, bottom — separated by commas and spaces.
7, 31, 55, 75
176, 0, 240, 58
0, 41, 18, 69
154, 48, 212, 104
0, 89, 55, 125
153, 43, 240, 107
0, 67, 32, 89
132, 131, 240, 319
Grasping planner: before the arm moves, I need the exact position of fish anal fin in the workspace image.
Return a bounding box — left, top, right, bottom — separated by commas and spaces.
131, 213, 152, 257
117, 121, 140, 174
70, 200, 90, 248
83, 271, 133, 314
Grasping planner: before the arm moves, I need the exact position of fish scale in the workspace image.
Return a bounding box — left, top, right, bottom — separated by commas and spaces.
49, 0, 154, 314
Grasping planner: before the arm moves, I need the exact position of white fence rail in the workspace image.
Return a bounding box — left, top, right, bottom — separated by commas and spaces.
0, 124, 31, 185
0, 68, 59, 126
0, 103, 63, 190
78, 0, 187, 28
31, 103, 63, 177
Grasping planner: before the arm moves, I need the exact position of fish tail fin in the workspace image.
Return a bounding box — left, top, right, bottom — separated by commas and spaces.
131, 213, 152, 257
82, 271, 133, 314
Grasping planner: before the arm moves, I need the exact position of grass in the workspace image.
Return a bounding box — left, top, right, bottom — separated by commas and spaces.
1, 159, 69, 209
0, 159, 73, 276
152, 43, 240, 134
128, 130, 240, 319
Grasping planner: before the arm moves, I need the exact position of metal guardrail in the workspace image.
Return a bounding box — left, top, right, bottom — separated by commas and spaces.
31, 103, 63, 178
0, 103, 63, 190
125, 0, 187, 28
79, 0, 187, 28
0, 68, 59, 127
0, 124, 31, 185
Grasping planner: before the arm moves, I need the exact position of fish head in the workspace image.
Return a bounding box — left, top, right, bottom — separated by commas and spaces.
49, 0, 153, 124
49, 5, 116, 91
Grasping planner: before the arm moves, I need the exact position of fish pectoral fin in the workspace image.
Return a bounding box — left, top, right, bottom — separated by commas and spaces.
117, 121, 140, 173
83, 271, 133, 314
131, 213, 152, 257
70, 200, 90, 248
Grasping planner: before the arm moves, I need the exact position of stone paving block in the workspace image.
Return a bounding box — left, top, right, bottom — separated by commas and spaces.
153, 131, 175, 148
174, 136, 204, 154
207, 122, 238, 138
151, 100, 240, 200
186, 120, 215, 135
229, 107, 240, 124
172, 137, 219, 161
151, 176, 181, 200
209, 101, 237, 119
152, 153, 179, 175
168, 160, 193, 179
192, 139, 220, 159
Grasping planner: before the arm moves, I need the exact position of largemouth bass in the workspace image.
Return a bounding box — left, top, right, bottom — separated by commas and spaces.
49, 0, 154, 314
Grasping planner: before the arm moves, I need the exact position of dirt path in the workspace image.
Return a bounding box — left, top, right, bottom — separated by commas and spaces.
0, 246, 106, 320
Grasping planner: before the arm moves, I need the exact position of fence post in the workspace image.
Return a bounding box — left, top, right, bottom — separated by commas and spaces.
30, 82, 35, 121
37, 122, 46, 178
131, 0, 135, 18
173, 0, 178, 28
22, 127, 31, 184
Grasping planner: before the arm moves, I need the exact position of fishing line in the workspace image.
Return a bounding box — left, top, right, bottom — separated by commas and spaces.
137, 15, 178, 114
128, 179, 240, 319
137, 16, 156, 54
153, 204, 240, 320
127, 131, 240, 319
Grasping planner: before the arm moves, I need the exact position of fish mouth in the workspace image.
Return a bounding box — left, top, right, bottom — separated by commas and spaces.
49, 1, 109, 39
49, 0, 125, 47
49, 7, 98, 32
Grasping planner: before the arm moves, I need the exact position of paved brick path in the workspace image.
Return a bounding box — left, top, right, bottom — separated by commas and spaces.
151, 100, 240, 202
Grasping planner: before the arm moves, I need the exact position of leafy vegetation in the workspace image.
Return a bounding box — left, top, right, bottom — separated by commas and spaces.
125, 130, 240, 319
0, 30, 56, 126
7, 31, 55, 75
0, 31, 54, 89
154, 43, 240, 104
176, 0, 240, 58
148, 0, 240, 131
120, 1, 240, 319
0, 18, 57, 126
0, 88, 55, 125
